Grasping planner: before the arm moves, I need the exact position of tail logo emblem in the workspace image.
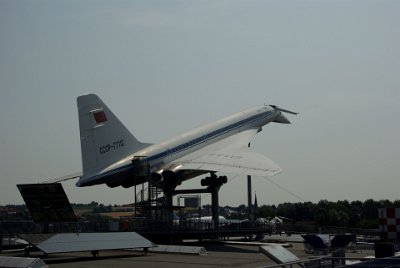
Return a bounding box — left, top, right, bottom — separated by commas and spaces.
93, 111, 107, 124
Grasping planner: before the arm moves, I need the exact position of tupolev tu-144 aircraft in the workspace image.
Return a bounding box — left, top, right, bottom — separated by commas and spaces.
75, 94, 296, 189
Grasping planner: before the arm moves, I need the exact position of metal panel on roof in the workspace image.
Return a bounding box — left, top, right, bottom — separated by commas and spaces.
17, 183, 76, 223
0, 256, 48, 268
259, 245, 300, 264
21, 232, 155, 254
146, 245, 207, 255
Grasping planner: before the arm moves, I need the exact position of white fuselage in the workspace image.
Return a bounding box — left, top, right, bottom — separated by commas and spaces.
77, 105, 279, 187
113, 107, 274, 172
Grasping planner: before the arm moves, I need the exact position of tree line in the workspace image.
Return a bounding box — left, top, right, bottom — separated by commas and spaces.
2, 199, 399, 229
255, 199, 400, 229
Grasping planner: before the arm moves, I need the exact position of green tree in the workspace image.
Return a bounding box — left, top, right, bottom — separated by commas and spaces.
255, 205, 276, 218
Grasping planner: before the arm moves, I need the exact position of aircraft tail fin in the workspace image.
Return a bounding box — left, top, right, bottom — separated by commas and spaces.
77, 94, 151, 179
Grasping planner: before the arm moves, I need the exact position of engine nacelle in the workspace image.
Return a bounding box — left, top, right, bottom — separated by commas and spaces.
201, 175, 227, 187
106, 181, 121, 188
151, 172, 162, 182
121, 179, 136, 188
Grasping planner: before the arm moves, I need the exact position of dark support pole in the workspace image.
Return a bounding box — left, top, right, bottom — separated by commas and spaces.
211, 185, 220, 230
164, 190, 174, 227
247, 175, 253, 221
162, 171, 179, 228
134, 181, 137, 215
247, 143, 254, 222
43, 206, 49, 234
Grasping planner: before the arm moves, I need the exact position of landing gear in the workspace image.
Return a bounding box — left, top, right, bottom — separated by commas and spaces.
174, 172, 228, 229
201, 173, 227, 187
201, 173, 228, 229
144, 170, 228, 230
158, 171, 181, 226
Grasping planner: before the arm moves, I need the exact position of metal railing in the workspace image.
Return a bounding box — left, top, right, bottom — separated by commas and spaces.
258, 256, 399, 268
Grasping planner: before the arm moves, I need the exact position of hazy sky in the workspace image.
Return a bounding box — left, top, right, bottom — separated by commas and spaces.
1, 1, 399, 207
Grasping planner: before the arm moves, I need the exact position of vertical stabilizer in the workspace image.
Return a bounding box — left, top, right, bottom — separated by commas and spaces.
77, 94, 150, 179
